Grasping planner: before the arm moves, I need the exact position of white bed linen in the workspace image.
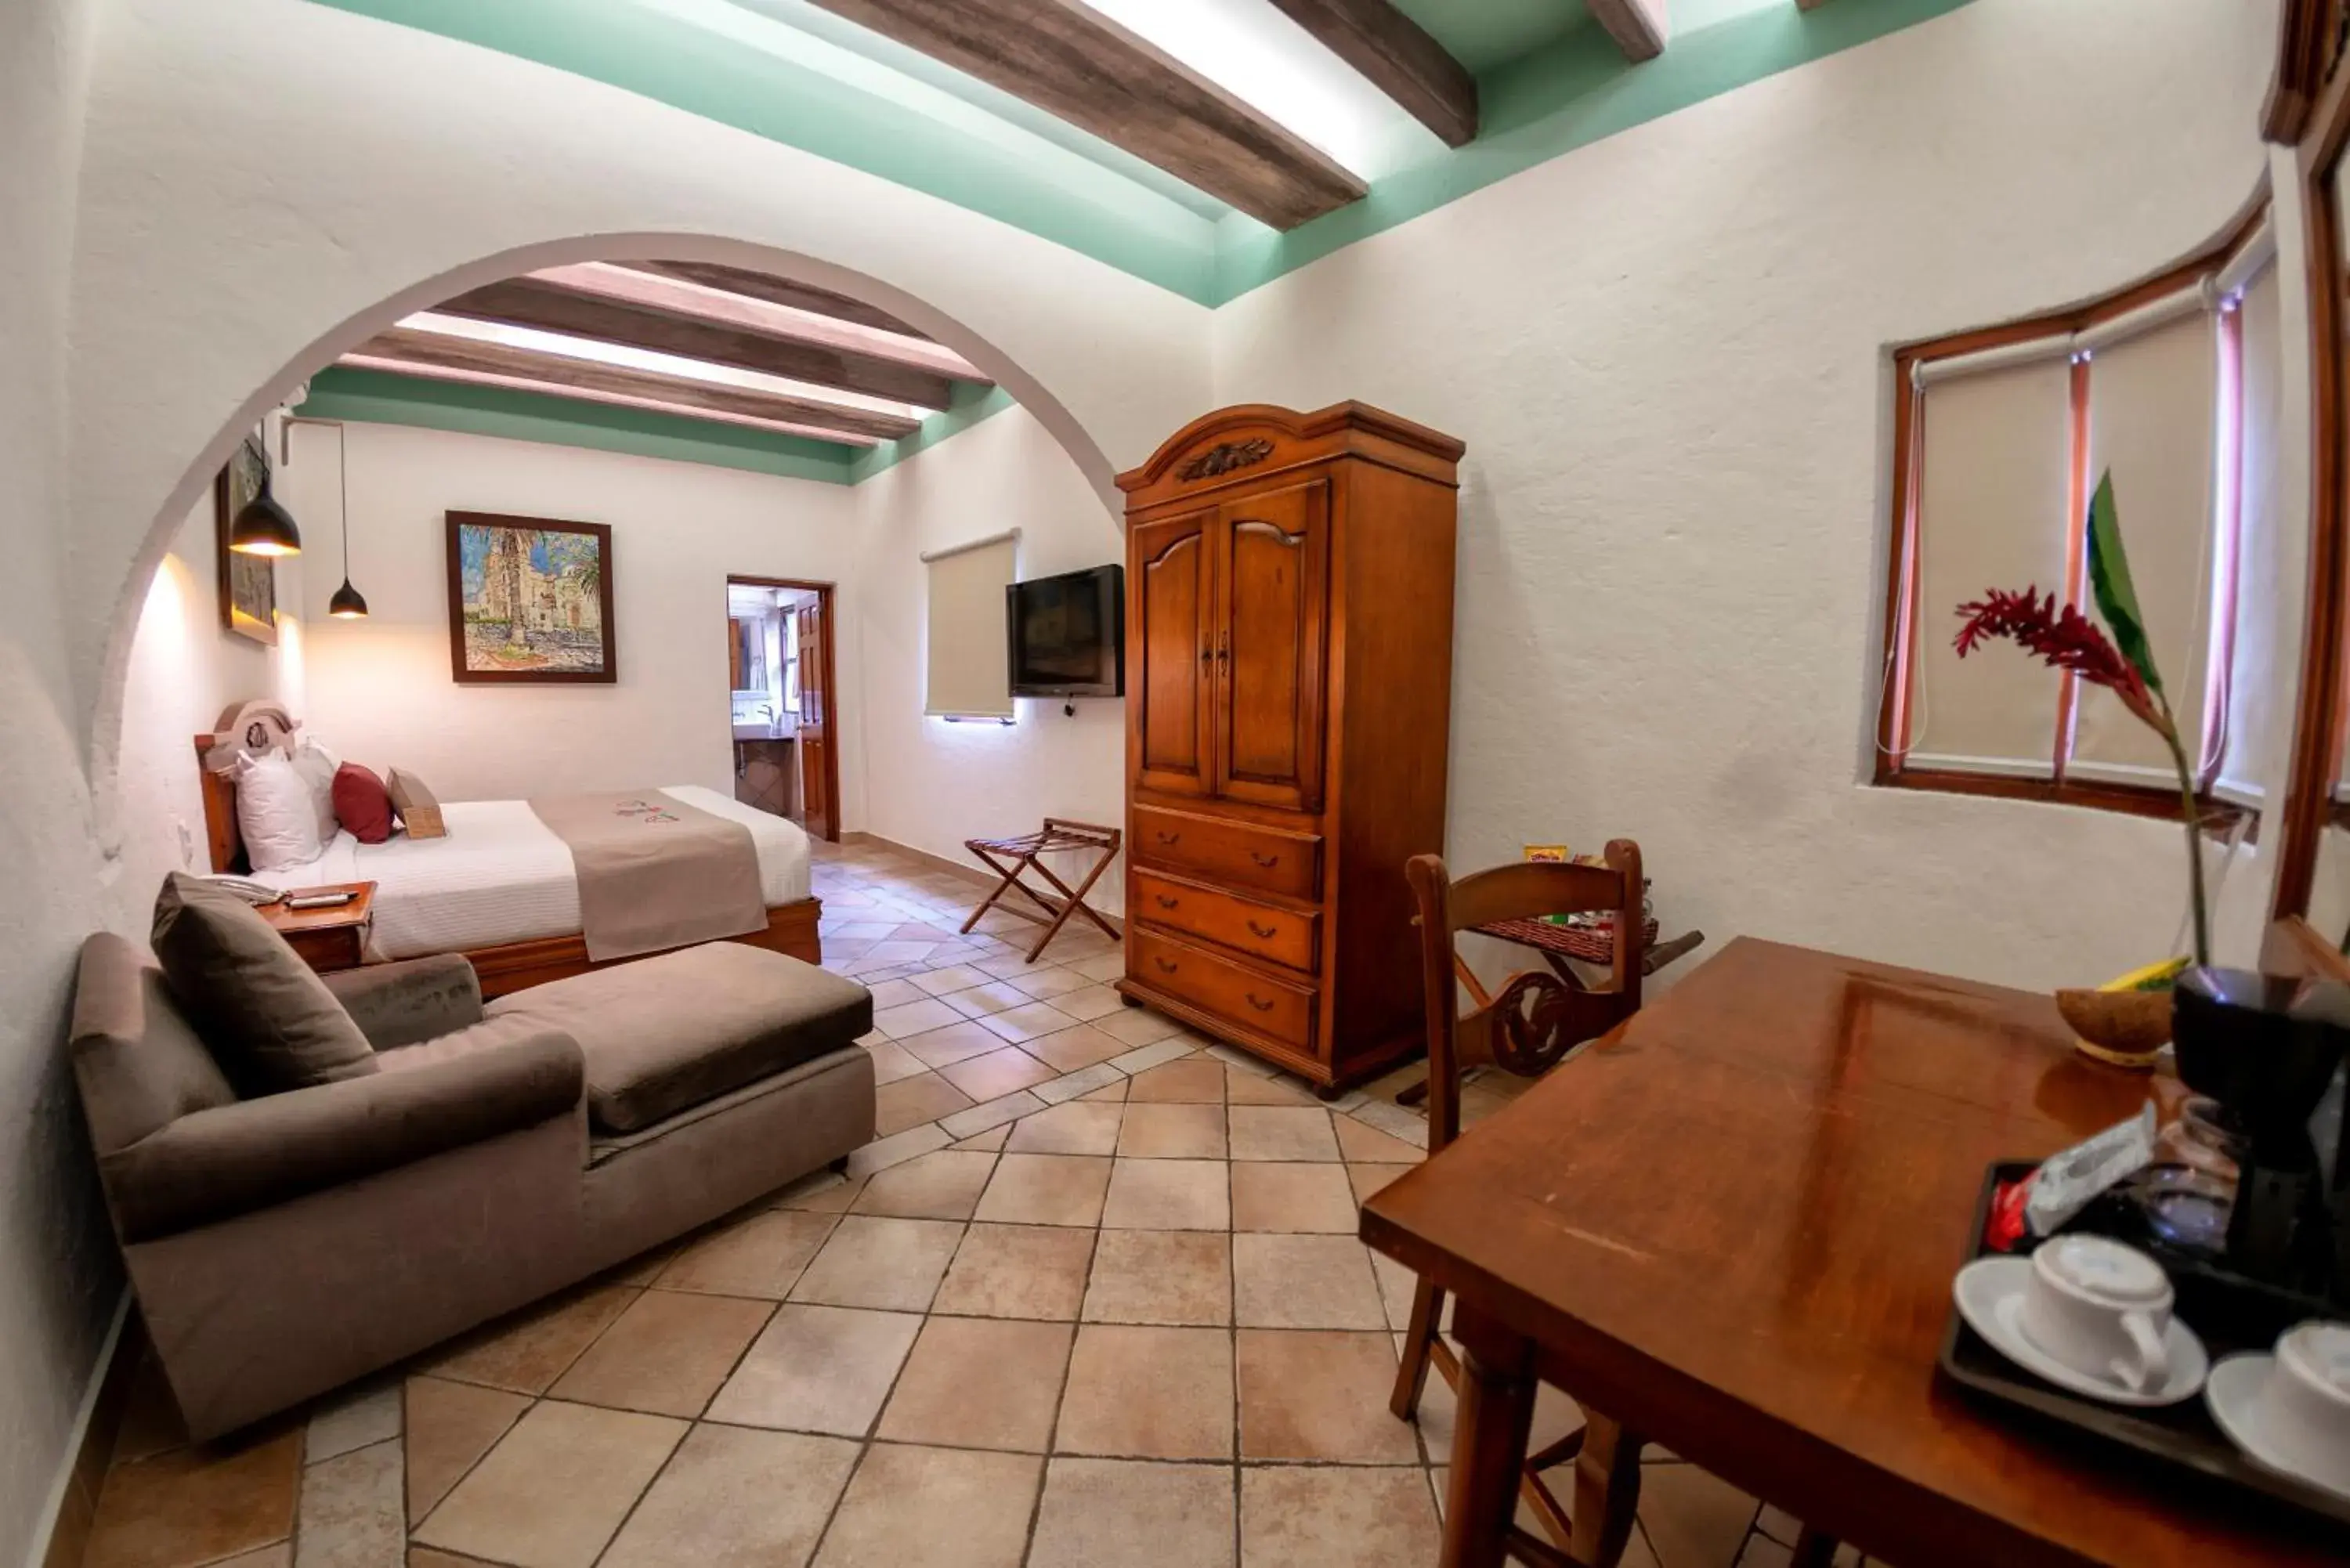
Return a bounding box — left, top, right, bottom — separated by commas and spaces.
250, 786, 812, 959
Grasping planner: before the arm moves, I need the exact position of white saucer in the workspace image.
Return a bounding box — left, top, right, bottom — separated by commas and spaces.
1953, 1255, 2208, 1407
2205, 1353, 2350, 1499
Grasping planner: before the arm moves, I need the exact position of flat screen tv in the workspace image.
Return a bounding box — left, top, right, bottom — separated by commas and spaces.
1007, 564, 1125, 698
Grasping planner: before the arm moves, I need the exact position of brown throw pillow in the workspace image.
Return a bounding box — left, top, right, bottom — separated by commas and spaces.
332, 762, 395, 844
150, 873, 378, 1097
385, 768, 446, 839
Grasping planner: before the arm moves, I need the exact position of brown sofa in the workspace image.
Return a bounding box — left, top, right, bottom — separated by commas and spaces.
70, 933, 875, 1438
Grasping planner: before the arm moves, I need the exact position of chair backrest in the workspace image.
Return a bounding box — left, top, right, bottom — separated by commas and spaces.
1405, 841, 1645, 1155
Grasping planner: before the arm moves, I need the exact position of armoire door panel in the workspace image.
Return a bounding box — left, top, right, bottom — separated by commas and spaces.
1213, 479, 1329, 811
1130, 510, 1216, 797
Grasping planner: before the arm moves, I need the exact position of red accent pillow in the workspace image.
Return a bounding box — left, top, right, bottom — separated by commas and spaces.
331, 763, 395, 844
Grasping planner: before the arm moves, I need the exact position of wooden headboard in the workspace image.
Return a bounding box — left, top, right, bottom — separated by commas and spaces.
193, 699, 302, 874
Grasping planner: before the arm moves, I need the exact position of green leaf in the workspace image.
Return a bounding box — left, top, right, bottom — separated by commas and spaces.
2084, 470, 2164, 696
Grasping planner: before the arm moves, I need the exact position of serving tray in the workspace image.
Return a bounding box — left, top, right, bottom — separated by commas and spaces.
1936, 1161, 2350, 1534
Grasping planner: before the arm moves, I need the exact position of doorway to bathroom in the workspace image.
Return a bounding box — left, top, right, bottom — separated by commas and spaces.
726, 575, 840, 842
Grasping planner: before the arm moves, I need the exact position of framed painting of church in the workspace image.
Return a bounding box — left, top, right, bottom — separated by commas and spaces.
445, 511, 618, 685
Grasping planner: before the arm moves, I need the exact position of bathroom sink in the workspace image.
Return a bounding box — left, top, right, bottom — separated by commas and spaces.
732, 723, 792, 742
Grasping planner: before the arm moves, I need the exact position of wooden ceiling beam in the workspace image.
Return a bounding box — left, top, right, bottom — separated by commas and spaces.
432, 277, 961, 409
630, 261, 938, 340
541, 262, 988, 383
1587, 0, 1669, 63
801, 0, 1368, 230
345, 327, 923, 442
1262, 0, 1477, 147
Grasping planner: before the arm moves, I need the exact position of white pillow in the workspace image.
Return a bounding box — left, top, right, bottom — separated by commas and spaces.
235, 751, 325, 872
290, 739, 338, 846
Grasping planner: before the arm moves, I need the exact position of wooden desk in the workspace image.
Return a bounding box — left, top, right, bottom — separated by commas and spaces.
1360, 938, 2345, 1568
258, 882, 375, 974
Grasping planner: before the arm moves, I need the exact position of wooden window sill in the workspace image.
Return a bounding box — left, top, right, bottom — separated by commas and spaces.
1875, 768, 2258, 841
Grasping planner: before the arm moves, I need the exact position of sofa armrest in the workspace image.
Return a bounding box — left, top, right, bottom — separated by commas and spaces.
324, 956, 483, 1050
103, 1027, 583, 1242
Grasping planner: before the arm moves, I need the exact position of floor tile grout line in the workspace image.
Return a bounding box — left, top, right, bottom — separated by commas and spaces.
573, 1417, 689, 1568
401, 1375, 531, 1546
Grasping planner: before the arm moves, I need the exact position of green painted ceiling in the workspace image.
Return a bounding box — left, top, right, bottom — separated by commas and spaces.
310, 0, 1973, 305
298, 0, 1974, 479
1390, 0, 1598, 76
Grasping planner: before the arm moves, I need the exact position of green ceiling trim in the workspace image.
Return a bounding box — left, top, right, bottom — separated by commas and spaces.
300, 367, 862, 484
1211, 0, 1976, 299
308, 0, 1222, 298
849, 381, 1016, 484
306, 0, 1970, 308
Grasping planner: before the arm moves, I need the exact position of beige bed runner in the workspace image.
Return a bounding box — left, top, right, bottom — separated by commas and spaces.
530, 792, 768, 962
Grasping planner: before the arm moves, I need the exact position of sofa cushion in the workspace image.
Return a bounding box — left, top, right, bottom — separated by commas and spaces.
71, 933, 239, 1156
324, 955, 483, 1050
150, 872, 378, 1097
486, 942, 873, 1133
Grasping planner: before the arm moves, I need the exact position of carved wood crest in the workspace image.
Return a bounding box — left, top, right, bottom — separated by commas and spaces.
1177, 437, 1274, 481
1487, 970, 1585, 1078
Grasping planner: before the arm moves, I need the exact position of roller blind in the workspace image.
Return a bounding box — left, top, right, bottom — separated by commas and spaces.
924, 533, 1018, 720
2222, 262, 2283, 797
2074, 311, 2219, 782
1909, 358, 2073, 774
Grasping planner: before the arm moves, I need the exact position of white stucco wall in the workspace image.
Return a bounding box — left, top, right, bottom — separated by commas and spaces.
1212, 0, 2287, 992
853, 406, 1130, 908
114, 494, 306, 893
280, 422, 861, 808
0, 1, 115, 1565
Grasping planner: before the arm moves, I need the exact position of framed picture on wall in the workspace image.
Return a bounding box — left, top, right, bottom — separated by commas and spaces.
215, 434, 277, 646
445, 511, 618, 685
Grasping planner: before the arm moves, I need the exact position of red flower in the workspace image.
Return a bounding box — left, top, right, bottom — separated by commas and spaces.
1953, 587, 2167, 735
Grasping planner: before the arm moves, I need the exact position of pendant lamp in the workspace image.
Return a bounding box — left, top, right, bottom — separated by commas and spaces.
326, 422, 368, 618
228, 466, 302, 557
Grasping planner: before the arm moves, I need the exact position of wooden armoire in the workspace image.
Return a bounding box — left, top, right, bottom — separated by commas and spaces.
1114, 403, 1462, 1093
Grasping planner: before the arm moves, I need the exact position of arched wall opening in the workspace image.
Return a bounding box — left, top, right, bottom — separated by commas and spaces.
89, 232, 1129, 892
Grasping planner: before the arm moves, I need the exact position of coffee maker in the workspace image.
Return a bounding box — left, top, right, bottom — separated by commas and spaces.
2172, 969, 2350, 1301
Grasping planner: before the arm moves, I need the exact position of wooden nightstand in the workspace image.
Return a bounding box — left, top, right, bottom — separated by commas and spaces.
260, 882, 376, 974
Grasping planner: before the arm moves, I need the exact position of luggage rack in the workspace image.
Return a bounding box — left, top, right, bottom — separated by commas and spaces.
960, 818, 1124, 963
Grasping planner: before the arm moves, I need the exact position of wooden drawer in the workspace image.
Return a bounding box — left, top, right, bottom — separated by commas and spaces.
1132, 804, 1321, 901
1131, 869, 1318, 974
1130, 927, 1316, 1055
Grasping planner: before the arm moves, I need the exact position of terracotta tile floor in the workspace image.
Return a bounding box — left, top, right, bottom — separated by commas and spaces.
81, 843, 1872, 1568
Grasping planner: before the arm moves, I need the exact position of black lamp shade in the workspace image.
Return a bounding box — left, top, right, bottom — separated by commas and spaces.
328, 578, 370, 619
230, 477, 302, 557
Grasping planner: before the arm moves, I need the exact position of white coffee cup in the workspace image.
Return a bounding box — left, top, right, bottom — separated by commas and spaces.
2254, 1321, 2350, 1490
2019, 1235, 2174, 1391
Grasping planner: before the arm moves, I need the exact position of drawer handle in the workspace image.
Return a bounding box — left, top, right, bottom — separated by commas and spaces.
1248, 851, 1280, 868
1245, 992, 1275, 1012
1246, 919, 1277, 938
1155, 894, 1180, 910
1155, 956, 1178, 974
1156, 831, 1180, 846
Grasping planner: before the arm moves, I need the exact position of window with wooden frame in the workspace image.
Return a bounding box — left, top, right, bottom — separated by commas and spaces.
1876, 209, 2280, 826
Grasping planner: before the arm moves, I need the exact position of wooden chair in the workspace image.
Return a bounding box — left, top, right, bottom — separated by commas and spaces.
1391, 844, 1647, 1566
1393, 845, 1838, 1568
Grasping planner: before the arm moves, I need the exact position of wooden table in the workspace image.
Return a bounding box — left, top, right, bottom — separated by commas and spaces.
1360, 937, 2346, 1568
258, 881, 375, 974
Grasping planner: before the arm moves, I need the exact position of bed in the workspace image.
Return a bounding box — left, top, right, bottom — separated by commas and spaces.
192, 714, 822, 996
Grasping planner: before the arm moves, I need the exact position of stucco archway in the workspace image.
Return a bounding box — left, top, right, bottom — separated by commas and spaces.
84, 232, 1133, 880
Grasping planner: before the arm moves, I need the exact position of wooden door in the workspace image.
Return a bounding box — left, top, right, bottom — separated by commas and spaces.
1211, 478, 1329, 811
1130, 509, 1217, 797
795, 602, 834, 840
